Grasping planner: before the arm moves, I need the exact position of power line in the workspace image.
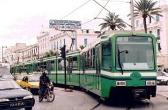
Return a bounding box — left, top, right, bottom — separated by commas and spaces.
103, 0, 130, 3
61, 0, 92, 20
82, 18, 95, 25
92, 0, 132, 28
92, 0, 111, 14
82, 0, 111, 26
95, 0, 111, 17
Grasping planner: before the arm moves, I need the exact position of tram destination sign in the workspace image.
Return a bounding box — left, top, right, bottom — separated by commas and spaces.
49, 20, 81, 30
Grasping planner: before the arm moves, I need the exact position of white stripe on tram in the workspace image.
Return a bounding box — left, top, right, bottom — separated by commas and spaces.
101, 70, 157, 77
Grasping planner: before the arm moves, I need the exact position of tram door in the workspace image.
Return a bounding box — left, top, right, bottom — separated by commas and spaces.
95, 44, 101, 94
67, 56, 79, 86
67, 57, 73, 85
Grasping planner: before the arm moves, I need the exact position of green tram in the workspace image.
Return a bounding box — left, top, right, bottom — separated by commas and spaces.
11, 32, 157, 100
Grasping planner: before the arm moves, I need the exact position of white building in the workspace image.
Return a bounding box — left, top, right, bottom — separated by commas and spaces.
37, 28, 59, 57
37, 28, 99, 57
4, 43, 27, 65
134, 4, 168, 68
21, 44, 39, 62
50, 29, 98, 52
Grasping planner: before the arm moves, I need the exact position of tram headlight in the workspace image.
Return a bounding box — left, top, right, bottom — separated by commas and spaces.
146, 80, 156, 86
116, 81, 126, 86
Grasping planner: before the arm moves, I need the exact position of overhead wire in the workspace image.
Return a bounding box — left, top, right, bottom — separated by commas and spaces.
82, 19, 96, 25
82, 0, 111, 26
92, 0, 132, 27
95, 0, 111, 17
92, 0, 112, 14
60, 0, 131, 27
61, 0, 92, 20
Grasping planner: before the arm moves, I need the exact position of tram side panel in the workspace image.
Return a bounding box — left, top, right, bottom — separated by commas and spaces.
80, 49, 101, 96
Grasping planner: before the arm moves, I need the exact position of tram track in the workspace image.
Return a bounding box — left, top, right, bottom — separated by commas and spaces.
89, 102, 101, 110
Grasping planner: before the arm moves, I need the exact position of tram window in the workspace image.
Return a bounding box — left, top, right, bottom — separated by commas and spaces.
102, 43, 112, 70
50, 60, 55, 71
81, 54, 85, 70
46, 61, 52, 73
72, 57, 78, 70
84, 49, 95, 69
67, 57, 78, 72
116, 37, 154, 70
51, 61, 54, 63
58, 59, 63, 70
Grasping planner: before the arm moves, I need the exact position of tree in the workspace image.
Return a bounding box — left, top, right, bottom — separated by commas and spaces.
44, 52, 50, 58
79, 45, 85, 50
44, 50, 58, 58
133, 0, 162, 33
99, 13, 126, 30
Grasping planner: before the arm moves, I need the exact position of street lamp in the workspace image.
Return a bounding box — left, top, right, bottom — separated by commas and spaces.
2, 46, 7, 63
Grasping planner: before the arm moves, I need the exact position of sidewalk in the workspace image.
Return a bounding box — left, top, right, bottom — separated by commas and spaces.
157, 91, 168, 98
157, 86, 168, 98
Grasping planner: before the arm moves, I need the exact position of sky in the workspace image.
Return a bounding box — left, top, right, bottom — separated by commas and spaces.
0, 0, 166, 47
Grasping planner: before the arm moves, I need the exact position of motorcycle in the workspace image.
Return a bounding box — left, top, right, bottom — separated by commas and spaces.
39, 82, 55, 102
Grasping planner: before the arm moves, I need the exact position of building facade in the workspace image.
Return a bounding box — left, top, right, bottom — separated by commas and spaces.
37, 28, 98, 57
6, 28, 98, 65
4, 43, 27, 65
21, 44, 39, 62
50, 29, 98, 52
4, 43, 39, 65
37, 28, 59, 57
134, 4, 168, 68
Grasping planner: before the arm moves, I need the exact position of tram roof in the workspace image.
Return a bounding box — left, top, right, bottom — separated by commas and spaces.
40, 56, 56, 62
23, 60, 38, 65
66, 50, 80, 56
36, 51, 80, 62
80, 31, 156, 53
81, 38, 101, 53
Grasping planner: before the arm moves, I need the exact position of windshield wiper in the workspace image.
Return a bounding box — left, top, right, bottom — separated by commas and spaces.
117, 46, 128, 75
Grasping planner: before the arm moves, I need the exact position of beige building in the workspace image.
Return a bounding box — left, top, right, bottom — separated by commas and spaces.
6, 28, 98, 65
134, 4, 168, 68
37, 28, 98, 57
21, 44, 39, 62
4, 43, 39, 65
37, 28, 58, 58
4, 43, 27, 65
50, 29, 98, 52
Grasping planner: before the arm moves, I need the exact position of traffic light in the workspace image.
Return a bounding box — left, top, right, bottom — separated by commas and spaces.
60, 45, 66, 59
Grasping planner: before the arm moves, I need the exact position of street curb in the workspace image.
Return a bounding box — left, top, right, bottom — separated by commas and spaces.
157, 93, 168, 99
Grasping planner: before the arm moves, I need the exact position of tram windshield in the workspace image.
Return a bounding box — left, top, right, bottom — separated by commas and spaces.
116, 36, 155, 70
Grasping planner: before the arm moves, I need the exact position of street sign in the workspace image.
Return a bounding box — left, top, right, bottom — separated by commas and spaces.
49, 20, 81, 30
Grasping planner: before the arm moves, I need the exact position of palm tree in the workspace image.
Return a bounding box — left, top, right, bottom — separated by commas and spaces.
133, 0, 162, 33
99, 13, 126, 30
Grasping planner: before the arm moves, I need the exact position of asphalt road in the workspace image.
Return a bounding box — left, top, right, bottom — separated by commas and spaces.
31, 86, 168, 110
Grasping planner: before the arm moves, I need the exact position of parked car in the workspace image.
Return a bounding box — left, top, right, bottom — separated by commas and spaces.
16, 74, 40, 93
0, 79, 35, 110
16, 76, 31, 90
28, 74, 40, 92
157, 71, 168, 85
0, 66, 14, 79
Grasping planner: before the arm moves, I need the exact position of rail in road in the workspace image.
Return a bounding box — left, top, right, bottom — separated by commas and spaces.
30, 86, 168, 110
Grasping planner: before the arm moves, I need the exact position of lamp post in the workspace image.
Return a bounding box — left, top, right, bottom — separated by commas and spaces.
2, 46, 7, 63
